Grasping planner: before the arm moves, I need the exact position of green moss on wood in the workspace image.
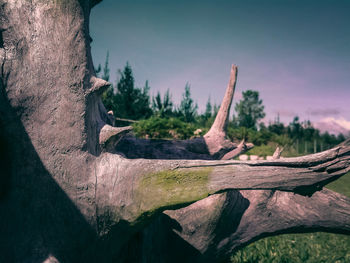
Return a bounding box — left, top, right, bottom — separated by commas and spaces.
134, 167, 212, 223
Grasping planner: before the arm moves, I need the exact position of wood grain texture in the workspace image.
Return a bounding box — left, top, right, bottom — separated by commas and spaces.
1, 0, 349, 262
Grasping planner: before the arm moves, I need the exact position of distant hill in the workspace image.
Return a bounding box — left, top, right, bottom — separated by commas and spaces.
314, 117, 350, 136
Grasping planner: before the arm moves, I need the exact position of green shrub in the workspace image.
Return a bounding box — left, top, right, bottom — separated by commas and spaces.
132, 116, 196, 139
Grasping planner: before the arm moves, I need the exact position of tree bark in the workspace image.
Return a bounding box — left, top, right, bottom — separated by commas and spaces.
0, 1, 349, 262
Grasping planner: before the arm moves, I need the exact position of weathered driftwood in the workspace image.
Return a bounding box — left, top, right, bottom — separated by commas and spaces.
0, 1, 349, 262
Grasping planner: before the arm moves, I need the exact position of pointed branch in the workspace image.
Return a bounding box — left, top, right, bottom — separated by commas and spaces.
206, 65, 237, 136
204, 65, 241, 156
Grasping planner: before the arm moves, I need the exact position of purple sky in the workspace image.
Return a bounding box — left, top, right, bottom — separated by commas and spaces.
90, 0, 350, 128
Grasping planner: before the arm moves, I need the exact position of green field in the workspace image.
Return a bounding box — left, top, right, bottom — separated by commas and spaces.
230, 172, 350, 263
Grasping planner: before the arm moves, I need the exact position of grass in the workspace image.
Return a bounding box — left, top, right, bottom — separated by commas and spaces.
230, 172, 350, 263
327, 171, 350, 197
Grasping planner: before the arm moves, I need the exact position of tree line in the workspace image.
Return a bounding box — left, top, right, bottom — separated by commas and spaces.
96, 54, 346, 155
96, 53, 198, 124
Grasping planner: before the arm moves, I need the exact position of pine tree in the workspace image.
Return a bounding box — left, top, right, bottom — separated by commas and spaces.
179, 83, 198, 123
204, 96, 212, 119
114, 63, 152, 120
152, 89, 174, 117
100, 52, 113, 112
102, 51, 110, 81
95, 64, 101, 78
234, 90, 265, 129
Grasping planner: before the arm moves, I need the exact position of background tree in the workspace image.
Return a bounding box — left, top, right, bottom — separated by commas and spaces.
179, 83, 198, 123
113, 63, 152, 120
100, 52, 114, 112
204, 96, 212, 120
94, 51, 109, 81
268, 122, 285, 135
136, 80, 153, 118
196, 96, 214, 129
95, 64, 101, 77
213, 103, 220, 118
235, 90, 265, 129
152, 89, 174, 118
288, 116, 303, 139
102, 51, 110, 81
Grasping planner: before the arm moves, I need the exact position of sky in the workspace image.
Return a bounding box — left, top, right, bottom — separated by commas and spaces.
90, 0, 350, 132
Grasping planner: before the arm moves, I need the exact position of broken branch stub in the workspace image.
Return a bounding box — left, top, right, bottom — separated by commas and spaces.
273, 146, 284, 159
99, 124, 133, 152
221, 139, 254, 160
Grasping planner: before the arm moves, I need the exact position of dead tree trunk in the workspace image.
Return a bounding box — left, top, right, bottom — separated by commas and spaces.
0, 1, 349, 262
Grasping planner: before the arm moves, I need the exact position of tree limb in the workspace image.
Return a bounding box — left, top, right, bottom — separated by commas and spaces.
158, 188, 350, 262
95, 141, 350, 229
